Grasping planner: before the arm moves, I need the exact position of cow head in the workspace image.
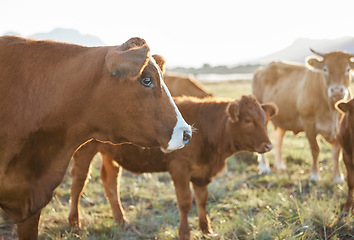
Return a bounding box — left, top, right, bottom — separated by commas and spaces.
336, 98, 354, 130
227, 95, 277, 153
89, 38, 191, 152
306, 49, 353, 105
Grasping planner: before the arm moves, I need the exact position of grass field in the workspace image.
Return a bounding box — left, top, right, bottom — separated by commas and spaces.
1, 81, 354, 239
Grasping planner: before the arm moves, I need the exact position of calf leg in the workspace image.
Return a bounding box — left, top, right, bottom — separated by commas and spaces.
192, 183, 213, 234
331, 140, 344, 183
273, 127, 286, 171
169, 161, 192, 240
100, 153, 127, 225
343, 150, 354, 212
17, 211, 41, 240
68, 146, 96, 227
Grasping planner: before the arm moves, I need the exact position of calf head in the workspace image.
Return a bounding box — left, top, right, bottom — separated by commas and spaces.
89, 38, 191, 152
227, 95, 277, 153
306, 49, 354, 105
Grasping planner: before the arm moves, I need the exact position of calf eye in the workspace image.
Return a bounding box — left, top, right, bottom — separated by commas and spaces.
244, 119, 251, 123
140, 77, 153, 87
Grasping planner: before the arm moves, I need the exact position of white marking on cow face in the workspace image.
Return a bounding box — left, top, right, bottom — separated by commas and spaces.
150, 57, 192, 152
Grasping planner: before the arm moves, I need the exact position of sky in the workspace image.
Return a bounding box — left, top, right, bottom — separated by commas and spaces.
1, 0, 353, 68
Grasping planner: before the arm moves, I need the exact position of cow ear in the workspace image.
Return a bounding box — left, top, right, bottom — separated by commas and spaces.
262, 103, 278, 120
152, 54, 166, 74
227, 101, 239, 122
306, 57, 324, 71
105, 38, 150, 79
336, 100, 349, 113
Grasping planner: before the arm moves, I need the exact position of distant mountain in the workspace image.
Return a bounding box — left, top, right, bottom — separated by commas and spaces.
28, 28, 105, 47
252, 37, 354, 65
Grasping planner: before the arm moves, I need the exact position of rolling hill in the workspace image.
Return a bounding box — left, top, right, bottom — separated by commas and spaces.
253, 37, 354, 64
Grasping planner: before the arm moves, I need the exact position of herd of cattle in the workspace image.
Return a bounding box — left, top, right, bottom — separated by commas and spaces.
0, 35, 353, 240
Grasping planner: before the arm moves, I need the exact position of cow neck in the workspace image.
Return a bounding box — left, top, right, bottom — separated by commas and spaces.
302, 70, 334, 112
195, 100, 235, 162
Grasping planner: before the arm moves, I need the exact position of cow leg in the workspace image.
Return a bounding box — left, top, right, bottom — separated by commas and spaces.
169, 161, 192, 240
273, 127, 286, 171
304, 126, 321, 181
192, 183, 213, 234
100, 153, 127, 225
17, 211, 41, 240
331, 140, 344, 183
342, 150, 354, 212
68, 149, 96, 227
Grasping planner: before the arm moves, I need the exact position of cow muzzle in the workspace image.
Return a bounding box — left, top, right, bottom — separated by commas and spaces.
161, 122, 192, 153
328, 85, 349, 102
256, 143, 273, 154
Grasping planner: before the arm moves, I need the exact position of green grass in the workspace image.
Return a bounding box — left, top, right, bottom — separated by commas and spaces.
1, 81, 354, 239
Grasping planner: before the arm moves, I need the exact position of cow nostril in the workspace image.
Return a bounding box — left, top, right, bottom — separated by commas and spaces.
265, 143, 273, 151
183, 130, 192, 145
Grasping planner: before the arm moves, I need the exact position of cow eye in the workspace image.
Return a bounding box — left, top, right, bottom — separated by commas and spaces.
140, 77, 153, 87
244, 119, 251, 123
323, 66, 328, 72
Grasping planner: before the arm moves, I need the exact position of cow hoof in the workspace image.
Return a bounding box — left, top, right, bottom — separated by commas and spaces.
257, 163, 272, 174
258, 166, 272, 175
309, 172, 321, 182
333, 174, 345, 184
276, 161, 287, 171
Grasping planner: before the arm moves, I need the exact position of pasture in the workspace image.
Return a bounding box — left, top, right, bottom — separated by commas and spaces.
1, 80, 354, 239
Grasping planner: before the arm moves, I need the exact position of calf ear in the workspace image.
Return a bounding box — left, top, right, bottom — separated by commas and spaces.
227, 101, 239, 122
105, 38, 150, 79
262, 103, 278, 120
152, 54, 166, 74
306, 57, 324, 71
336, 100, 349, 113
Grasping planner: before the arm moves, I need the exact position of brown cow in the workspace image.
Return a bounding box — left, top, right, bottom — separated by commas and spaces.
336, 98, 354, 212
252, 49, 353, 183
69, 95, 277, 240
164, 72, 212, 98
0, 36, 192, 240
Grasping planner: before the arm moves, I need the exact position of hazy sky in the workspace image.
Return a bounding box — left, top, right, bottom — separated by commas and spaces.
1, 0, 353, 67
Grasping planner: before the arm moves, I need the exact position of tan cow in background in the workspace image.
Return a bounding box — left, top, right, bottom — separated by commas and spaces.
252, 49, 353, 183
150, 55, 211, 98
164, 72, 212, 98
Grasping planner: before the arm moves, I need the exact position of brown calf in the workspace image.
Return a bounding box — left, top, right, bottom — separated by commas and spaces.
336, 98, 354, 212
0, 36, 191, 239
69, 95, 277, 240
